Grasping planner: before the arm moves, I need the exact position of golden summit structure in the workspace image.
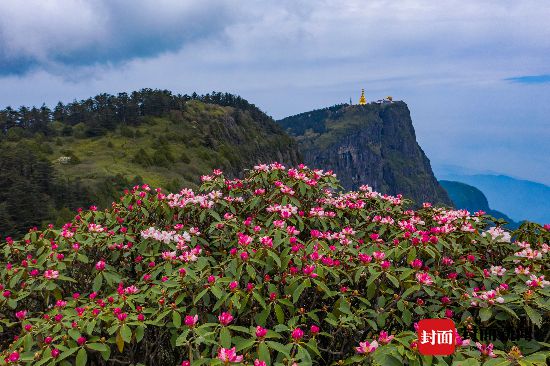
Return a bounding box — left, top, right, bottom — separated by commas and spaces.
358, 89, 367, 105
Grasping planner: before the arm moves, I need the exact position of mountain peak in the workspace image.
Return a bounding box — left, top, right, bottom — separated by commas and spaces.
278, 101, 452, 205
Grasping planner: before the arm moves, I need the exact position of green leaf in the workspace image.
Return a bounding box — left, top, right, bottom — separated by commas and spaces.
68, 328, 81, 341
524, 305, 542, 327
258, 342, 271, 363
482, 358, 512, 366
252, 291, 267, 309
101, 345, 111, 360
274, 304, 285, 324
57, 347, 79, 362
293, 279, 310, 303
235, 338, 255, 352
521, 351, 550, 365
479, 308, 492, 322
135, 326, 145, 343
255, 307, 270, 326
175, 329, 190, 346
367, 282, 376, 299
220, 327, 232, 348
246, 264, 256, 279
172, 311, 182, 328
210, 285, 223, 299
86, 320, 96, 335
120, 324, 132, 343
194, 288, 209, 304
266, 341, 291, 357
407, 247, 417, 263
401, 285, 420, 300
267, 250, 281, 268
386, 273, 400, 288
76, 348, 87, 366
494, 304, 519, 320
116, 332, 124, 353
402, 308, 412, 325
92, 273, 103, 292
367, 271, 382, 287
452, 359, 480, 366
210, 210, 222, 222
86, 343, 108, 352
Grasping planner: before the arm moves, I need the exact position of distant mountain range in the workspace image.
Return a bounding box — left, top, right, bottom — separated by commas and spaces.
439, 180, 519, 228
436, 172, 550, 224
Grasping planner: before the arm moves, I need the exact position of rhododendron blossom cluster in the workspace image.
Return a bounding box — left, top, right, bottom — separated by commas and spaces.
0, 163, 548, 365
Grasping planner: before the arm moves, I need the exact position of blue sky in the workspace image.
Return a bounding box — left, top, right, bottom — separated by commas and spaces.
0, 0, 549, 184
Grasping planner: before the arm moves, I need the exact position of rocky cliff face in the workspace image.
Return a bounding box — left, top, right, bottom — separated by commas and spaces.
278, 102, 452, 205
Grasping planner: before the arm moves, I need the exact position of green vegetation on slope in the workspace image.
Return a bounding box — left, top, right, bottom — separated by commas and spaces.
0, 90, 299, 237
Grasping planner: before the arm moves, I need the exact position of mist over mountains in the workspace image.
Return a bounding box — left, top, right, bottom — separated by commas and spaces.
435, 166, 550, 224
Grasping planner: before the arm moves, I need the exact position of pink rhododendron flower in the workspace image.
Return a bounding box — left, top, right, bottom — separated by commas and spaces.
255, 326, 267, 338
380, 260, 391, 270
95, 260, 106, 271
356, 340, 379, 354
526, 275, 550, 288
185, 315, 198, 327
8, 352, 20, 362
378, 331, 394, 345
476, 342, 496, 358
217, 347, 243, 363
515, 265, 530, 275
43, 270, 59, 279
410, 258, 423, 269
218, 312, 233, 326
291, 327, 304, 340
124, 285, 139, 294
416, 272, 433, 285
489, 266, 506, 276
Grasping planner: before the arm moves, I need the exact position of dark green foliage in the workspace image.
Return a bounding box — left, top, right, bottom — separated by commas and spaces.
278, 104, 348, 135
179, 151, 191, 164
0, 89, 278, 139
132, 148, 154, 167
0, 147, 54, 236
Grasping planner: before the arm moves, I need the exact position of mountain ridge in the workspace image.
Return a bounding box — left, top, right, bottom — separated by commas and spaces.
439, 180, 519, 228
0, 90, 301, 236
438, 173, 550, 224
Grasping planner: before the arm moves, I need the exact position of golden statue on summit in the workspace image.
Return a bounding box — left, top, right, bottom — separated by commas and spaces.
358, 89, 367, 105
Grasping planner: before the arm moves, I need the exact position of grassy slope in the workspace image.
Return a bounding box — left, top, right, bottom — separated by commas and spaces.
4, 100, 298, 203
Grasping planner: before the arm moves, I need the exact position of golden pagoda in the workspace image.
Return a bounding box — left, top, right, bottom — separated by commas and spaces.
358, 89, 367, 105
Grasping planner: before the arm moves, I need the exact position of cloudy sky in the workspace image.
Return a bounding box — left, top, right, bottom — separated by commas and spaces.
1, 0, 549, 184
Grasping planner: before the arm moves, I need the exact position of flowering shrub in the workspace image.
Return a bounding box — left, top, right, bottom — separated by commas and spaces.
1, 163, 549, 365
